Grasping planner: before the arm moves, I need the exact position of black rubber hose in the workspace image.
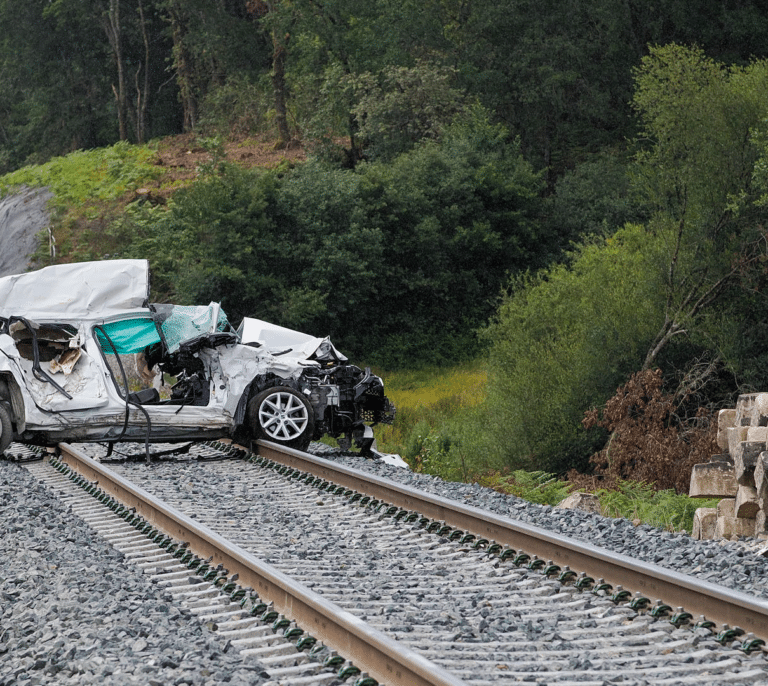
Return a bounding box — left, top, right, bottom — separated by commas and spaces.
94, 324, 152, 463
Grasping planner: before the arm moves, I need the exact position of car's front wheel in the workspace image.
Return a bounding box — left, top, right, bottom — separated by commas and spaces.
247, 387, 314, 451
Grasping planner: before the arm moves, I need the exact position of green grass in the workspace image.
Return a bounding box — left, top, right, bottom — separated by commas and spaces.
596, 480, 720, 532
0, 141, 160, 207
0, 141, 162, 266
478, 472, 718, 533
371, 362, 717, 533
478, 470, 575, 505
374, 361, 486, 458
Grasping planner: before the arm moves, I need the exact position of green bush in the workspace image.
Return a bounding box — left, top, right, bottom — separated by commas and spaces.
477, 223, 667, 474
100, 115, 547, 368
198, 75, 271, 137
350, 61, 467, 161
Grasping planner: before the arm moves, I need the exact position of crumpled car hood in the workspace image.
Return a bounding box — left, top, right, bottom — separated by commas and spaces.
238, 317, 348, 365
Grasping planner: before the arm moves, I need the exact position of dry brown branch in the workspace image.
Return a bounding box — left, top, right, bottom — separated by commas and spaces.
580, 368, 717, 492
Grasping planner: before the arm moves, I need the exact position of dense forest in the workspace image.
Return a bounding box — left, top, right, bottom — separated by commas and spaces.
4, 0, 768, 479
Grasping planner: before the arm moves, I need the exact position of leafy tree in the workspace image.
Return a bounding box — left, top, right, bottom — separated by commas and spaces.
0, 0, 115, 169
545, 152, 650, 243
471, 44, 768, 478
118, 162, 327, 327
349, 113, 546, 363
348, 61, 468, 161
288, 0, 452, 160
110, 112, 545, 367
480, 224, 668, 473
160, 0, 270, 133
631, 44, 768, 372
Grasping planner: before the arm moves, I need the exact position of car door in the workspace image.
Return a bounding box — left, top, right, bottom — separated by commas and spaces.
3, 318, 111, 413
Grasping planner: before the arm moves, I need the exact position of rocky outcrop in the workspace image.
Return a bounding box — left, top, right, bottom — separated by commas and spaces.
0, 186, 52, 276
690, 394, 768, 540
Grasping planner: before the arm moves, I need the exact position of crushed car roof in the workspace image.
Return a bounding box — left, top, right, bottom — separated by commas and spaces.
0, 259, 150, 320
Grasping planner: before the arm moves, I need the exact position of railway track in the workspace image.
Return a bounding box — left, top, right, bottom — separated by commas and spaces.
11, 439, 768, 685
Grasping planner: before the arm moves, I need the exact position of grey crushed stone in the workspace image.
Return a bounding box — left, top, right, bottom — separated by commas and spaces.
0, 460, 269, 686
7, 438, 768, 685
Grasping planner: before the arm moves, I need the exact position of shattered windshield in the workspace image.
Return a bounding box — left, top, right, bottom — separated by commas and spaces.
152, 303, 231, 353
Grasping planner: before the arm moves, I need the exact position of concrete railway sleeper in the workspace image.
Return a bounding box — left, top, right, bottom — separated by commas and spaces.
52, 439, 768, 684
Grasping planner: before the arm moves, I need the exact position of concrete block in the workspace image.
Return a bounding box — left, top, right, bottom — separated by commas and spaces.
747, 426, 768, 443
757, 509, 767, 537
717, 497, 735, 517
734, 441, 763, 485
728, 426, 748, 457
556, 492, 602, 515
736, 484, 760, 518
692, 507, 718, 540
756, 452, 768, 501
757, 393, 768, 426
737, 393, 759, 427
717, 409, 737, 451
715, 516, 756, 540
715, 498, 756, 539
689, 460, 737, 498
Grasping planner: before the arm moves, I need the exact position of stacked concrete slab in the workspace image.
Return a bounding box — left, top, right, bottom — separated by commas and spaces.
690, 393, 768, 540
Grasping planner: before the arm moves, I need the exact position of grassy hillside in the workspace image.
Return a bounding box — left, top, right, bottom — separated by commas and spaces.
0, 136, 305, 267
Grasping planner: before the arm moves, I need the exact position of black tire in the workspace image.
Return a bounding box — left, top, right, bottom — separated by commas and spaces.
247, 387, 314, 451
0, 404, 12, 454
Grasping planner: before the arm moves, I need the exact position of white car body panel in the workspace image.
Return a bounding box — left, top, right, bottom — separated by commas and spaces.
0, 259, 150, 321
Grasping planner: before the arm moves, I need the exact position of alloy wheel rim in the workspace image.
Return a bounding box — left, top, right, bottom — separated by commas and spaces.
259, 392, 309, 440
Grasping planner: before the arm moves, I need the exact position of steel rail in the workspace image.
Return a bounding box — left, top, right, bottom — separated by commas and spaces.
55, 442, 468, 686
256, 439, 768, 639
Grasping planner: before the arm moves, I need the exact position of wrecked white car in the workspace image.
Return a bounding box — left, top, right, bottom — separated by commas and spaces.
0, 259, 395, 458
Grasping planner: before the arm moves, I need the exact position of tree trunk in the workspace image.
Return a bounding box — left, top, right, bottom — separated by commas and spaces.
102, 0, 127, 140
134, 0, 150, 143
272, 30, 290, 146
167, 1, 197, 132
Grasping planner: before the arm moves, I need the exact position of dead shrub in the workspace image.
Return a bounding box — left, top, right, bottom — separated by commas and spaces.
574, 368, 717, 493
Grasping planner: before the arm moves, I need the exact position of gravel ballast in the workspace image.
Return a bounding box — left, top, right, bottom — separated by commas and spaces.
5, 441, 768, 685
0, 459, 269, 686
